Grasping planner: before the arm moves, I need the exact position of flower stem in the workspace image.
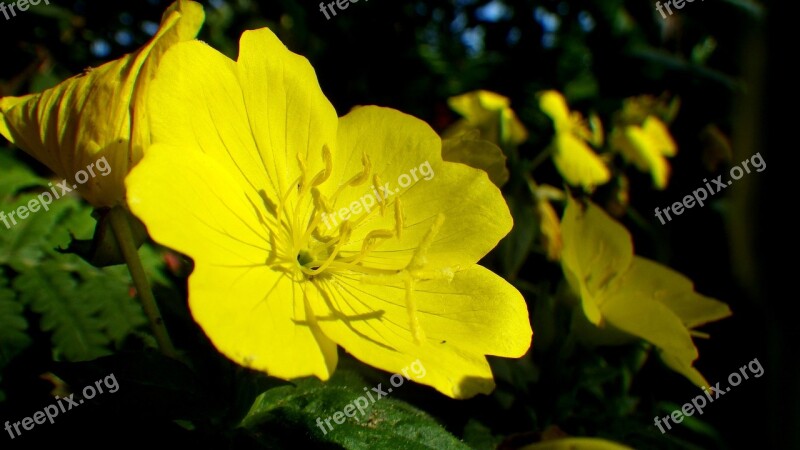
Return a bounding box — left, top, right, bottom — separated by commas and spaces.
108, 206, 177, 358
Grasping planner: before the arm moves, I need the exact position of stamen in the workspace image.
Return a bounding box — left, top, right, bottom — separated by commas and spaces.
340, 229, 394, 265
360, 271, 426, 345
331, 152, 371, 204
357, 214, 447, 344
349, 153, 371, 186
280, 148, 447, 348
303, 222, 351, 276
409, 213, 445, 270
394, 198, 404, 239
409, 267, 456, 282
278, 175, 303, 248
310, 145, 333, 187
690, 330, 711, 339
405, 277, 425, 344
373, 174, 387, 216
301, 187, 334, 245
296, 152, 308, 190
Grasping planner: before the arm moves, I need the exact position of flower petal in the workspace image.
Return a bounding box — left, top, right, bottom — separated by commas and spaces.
127, 143, 269, 267
331, 106, 513, 270
237, 27, 339, 202
539, 90, 571, 132
657, 348, 710, 387
0, 1, 203, 207
600, 285, 698, 374
145, 40, 272, 200
189, 262, 337, 380
643, 116, 677, 157
146, 27, 338, 207
561, 197, 632, 324
447, 90, 527, 145
625, 257, 731, 329
132, 0, 205, 150
552, 133, 611, 190
613, 124, 671, 190
310, 265, 531, 398
127, 143, 337, 379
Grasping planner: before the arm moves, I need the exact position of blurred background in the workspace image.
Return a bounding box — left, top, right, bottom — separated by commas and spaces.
0, 0, 787, 449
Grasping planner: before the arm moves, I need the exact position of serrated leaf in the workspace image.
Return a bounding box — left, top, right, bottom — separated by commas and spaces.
82, 267, 148, 344
0, 275, 31, 368
241, 369, 470, 450
93, 268, 148, 343
14, 262, 111, 361
0, 191, 78, 271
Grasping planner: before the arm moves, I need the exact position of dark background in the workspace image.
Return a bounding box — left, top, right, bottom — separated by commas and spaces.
0, 0, 787, 448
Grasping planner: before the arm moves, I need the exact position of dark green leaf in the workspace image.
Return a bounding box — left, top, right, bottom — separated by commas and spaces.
499, 196, 536, 279
241, 369, 470, 450
0, 274, 31, 368
14, 262, 111, 361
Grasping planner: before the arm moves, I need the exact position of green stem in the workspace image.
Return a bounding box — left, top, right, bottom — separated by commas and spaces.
108, 206, 177, 358
528, 146, 553, 173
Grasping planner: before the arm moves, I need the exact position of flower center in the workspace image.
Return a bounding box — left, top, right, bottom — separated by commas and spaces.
296, 250, 314, 267
265, 145, 451, 344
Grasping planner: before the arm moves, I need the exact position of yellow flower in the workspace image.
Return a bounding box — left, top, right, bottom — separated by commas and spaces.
0, 0, 204, 208
126, 28, 532, 399
611, 116, 677, 190
520, 437, 633, 450
534, 197, 562, 262
445, 90, 528, 147
610, 95, 678, 190
560, 197, 730, 386
538, 91, 610, 190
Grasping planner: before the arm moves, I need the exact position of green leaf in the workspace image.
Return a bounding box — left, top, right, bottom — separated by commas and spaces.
57, 207, 151, 268
241, 369, 470, 450
0, 151, 46, 199
462, 419, 502, 450
13, 262, 111, 361
135, 243, 172, 288
0, 274, 31, 368
83, 266, 148, 345
0, 191, 78, 271
499, 196, 536, 279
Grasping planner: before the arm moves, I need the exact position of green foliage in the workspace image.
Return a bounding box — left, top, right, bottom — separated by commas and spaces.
13, 261, 149, 361
0, 274, 30, 401
0, 150, 148, 390
241, 369, 470, 449
0, 275, 29, 367
0, 0, 773, 448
